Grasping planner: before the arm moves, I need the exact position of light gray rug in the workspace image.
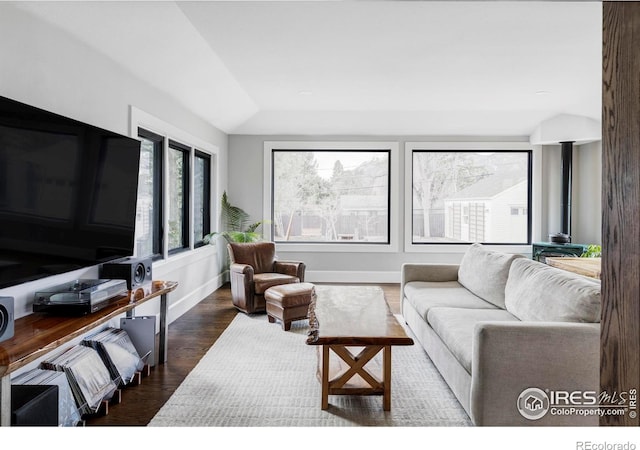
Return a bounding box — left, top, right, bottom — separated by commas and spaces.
148, 313, 472, 427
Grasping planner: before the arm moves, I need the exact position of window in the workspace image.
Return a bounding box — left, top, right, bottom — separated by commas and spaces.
193, 151, 211, 247
132, 108, 217, 260
168, 140, 190, 253
411, 149, 531, 245
271, 149, 391, 244
135, 128, 163, 259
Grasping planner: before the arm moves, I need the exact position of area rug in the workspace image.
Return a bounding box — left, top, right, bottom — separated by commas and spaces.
148, 313, 472, 427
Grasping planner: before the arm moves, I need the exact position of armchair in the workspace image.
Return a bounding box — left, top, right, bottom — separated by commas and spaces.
227, 242, 306, 314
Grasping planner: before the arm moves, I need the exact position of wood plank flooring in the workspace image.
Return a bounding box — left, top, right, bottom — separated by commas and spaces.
85, 282, 400, 426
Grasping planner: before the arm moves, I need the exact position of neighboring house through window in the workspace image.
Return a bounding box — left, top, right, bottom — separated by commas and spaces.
410, 145, 532, 245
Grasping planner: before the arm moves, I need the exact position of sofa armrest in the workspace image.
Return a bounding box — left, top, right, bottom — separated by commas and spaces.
274, 260, 306, 281
470, 321, 600, 426
401, 263, 459, 284
401, 263, 459, 301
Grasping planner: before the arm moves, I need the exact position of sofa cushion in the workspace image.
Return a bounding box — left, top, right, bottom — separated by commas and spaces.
504, 258, 601, 323
458, 243, 523, 309
427, 307, 520, 373
404, 281, 498, 321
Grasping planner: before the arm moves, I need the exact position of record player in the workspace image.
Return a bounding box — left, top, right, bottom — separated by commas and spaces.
33, 279, 128, 315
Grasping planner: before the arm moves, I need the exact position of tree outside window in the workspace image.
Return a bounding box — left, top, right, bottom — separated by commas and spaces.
135, 129, 163, 259
168, 142, 189, 252
272, 150, 390, 243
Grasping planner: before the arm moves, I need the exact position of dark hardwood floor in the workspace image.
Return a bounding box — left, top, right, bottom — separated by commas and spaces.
85, 282, 400, 426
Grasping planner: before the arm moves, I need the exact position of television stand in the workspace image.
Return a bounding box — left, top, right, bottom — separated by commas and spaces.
0, 280, 178, 426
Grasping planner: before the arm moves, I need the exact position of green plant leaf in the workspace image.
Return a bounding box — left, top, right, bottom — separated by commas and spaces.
245, 221, 263, 233
210, 191, 266, 243
221, 191, 251, 232
581, 244, 602, 258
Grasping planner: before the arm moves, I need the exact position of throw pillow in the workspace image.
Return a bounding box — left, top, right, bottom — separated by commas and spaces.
457, 243, 524, 309
505, 258, 601, 323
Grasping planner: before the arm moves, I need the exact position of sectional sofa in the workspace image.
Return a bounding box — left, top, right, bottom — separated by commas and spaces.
401, 243, 601, 426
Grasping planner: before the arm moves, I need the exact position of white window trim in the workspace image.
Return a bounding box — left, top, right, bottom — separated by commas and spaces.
130, 106, 219, 263
264, 141, 400, 253
404, 141, 541, 254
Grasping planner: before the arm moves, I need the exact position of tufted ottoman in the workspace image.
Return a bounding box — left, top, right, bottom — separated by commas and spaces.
264, 282, 315, 331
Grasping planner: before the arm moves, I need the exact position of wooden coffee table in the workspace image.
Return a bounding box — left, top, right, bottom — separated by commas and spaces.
306, 285, 414, 411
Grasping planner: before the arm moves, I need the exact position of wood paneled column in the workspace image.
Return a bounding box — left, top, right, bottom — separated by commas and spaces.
601, 1, 640, 426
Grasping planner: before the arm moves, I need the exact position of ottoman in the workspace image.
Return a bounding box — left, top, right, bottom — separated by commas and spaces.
264, 282, 314, 331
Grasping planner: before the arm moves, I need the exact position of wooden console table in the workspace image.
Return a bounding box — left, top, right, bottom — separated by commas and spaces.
0, 280, 178, 426
545, 257, 601, 280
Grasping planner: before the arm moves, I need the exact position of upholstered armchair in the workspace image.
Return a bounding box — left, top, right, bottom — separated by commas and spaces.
227, 242, 306, 314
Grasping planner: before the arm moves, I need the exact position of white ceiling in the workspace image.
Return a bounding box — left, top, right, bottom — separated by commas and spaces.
12, 1, 602, 136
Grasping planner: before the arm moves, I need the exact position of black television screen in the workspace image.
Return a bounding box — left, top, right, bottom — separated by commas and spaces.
0, 95, 141, 289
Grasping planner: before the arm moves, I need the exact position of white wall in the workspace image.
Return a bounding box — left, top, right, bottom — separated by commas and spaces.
0, 5, 228, 322
540, 144, 562, 240
573, 141, 602, 245
227, 135, 601, 282
540, 141, 602, 246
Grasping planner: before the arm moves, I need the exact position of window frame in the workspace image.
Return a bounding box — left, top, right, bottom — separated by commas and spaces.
264, 141, 400, 253
404, 141, 538, 254
167, 140, 191, 255
130, 106, 218, 263
136, 127, 164, 261
193, 150, 211, 248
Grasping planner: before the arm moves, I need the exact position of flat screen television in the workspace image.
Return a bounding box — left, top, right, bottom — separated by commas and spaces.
0, 95, 141, 289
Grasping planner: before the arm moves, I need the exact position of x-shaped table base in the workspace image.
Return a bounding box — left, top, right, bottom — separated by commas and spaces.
321, 344, 392, 411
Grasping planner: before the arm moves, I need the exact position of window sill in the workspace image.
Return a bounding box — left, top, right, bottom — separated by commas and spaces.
404, 243, 533, 255
275, 242, 399, 253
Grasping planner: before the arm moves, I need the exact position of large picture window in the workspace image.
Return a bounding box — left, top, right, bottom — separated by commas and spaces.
411, 149, 532, 245
271, 149, 391, 244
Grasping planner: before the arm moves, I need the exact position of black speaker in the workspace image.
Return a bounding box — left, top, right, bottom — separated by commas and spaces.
0, 296, 14, 343
100, 257, 152, 290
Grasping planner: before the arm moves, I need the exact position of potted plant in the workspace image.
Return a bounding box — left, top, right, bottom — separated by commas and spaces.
204, 191, 264, 244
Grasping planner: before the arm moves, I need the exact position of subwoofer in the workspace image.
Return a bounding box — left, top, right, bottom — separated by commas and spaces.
0, 296, 15, 343
100, 257, 153, 290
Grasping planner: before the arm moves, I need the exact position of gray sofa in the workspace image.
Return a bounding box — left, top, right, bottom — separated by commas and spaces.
401, 243, 601, 426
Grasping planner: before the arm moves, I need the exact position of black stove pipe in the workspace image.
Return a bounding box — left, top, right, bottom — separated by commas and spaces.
560, 141, 574, 239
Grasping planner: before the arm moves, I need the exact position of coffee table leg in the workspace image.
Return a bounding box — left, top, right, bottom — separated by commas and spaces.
383, 345, 392, 411
322, 345, 330, 409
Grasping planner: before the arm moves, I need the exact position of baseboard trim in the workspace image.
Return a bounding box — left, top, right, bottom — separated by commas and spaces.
305, 271, 400, 284
168, 273, 225, 323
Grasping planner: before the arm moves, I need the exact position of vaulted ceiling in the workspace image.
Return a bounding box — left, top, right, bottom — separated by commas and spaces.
12, 1, 602, 136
